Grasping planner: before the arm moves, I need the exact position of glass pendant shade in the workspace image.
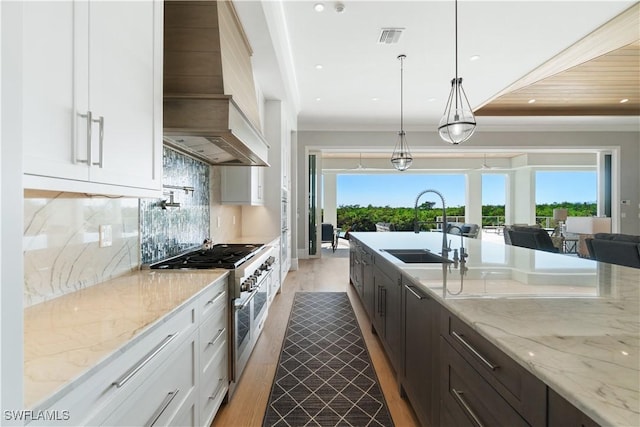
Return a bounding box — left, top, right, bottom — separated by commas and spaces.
438, 77, 476, 144
391, 130, 412, 171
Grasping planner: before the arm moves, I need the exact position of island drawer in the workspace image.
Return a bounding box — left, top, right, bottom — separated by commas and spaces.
441, 337, 530, 427
441, 309, 546, 427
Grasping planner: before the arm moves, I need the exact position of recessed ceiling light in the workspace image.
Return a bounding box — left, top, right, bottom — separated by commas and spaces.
371, 97, 379, 101
528, 99, 536, 104
620, 98, 629, 103
428, 98, 436, 102
469, 55, 480, 61
315, 97, 321, 101
315, 64, 323, 70
314, 3, 324, 12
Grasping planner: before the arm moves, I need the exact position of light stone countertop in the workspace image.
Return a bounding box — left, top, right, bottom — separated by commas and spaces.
351, 231, 640, 427
24, 269, 229, 410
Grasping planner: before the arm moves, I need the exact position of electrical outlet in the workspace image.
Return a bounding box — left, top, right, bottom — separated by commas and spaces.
621, 212, 626, 219
233, 216, 236, 225
217, 216, 221, 227
99, 225, 112, 247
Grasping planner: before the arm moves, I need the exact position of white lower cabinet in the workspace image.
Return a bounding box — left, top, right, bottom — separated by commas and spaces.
198, 280, 229, 427
269, 239, 281, 305
28, 276, 229, 427
102, 333, 198, 426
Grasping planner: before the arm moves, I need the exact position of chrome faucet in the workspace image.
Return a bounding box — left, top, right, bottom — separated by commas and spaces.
447, 225, 467, 261
414, 189, 448, 255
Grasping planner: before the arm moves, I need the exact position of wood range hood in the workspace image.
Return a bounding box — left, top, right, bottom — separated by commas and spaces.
163, 1, 269, 166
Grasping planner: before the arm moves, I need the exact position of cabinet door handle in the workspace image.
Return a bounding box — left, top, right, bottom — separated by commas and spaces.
405, 284, 424, 300
144, 388, 180, 427
77, 111, 92, 164
452, 388, 485, 427
381, 287, 386, 316
206, 291, 225, 307
209, 378, 226, 401
451, 331, 499, 371
112, 334, 178, 388
91, 115, 104, 167
208, 328, 226, 346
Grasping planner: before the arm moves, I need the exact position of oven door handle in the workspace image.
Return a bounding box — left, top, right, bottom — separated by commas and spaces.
235, 288, 259, 310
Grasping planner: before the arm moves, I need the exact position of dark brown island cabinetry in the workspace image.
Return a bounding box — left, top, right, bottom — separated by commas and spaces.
548, 388, 600, 427
350, 240, 375, 317
348, 236, 603, 427
440, 310, 547, 427
349, 240, 362, 295
401, 281, 440, 427
372, 258, 402, 372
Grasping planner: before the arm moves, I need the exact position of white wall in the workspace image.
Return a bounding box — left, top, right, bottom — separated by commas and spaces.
1, 0, 24, 419
295, 130, 640, 254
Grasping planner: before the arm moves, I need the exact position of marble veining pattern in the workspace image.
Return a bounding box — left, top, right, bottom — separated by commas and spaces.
351, 231, 640, 427
140, 147, 210, 264
23, 269, 228, 409
24, 191, 139, 307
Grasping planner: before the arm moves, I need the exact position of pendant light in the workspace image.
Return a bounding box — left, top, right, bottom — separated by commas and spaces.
438, 0, 476, 145
391, 54, 413, 171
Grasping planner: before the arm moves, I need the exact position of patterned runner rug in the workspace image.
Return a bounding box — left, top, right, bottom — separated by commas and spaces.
262, 292, 394, 427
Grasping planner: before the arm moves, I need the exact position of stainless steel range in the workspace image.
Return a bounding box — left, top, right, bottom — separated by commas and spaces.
150, 243, 275, 396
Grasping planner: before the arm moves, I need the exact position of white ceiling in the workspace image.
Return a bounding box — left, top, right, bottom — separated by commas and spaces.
234, 0, 639, 132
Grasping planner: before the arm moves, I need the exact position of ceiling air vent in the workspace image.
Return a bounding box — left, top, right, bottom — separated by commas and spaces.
378, 28, 404, 44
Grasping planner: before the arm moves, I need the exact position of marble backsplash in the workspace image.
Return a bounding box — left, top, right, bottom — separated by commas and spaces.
24, 191, 139, 307
140, 148, 211, 264
23, 148, 241, 306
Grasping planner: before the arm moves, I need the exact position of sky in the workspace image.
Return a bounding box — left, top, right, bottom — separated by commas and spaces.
336, 171, 597, 208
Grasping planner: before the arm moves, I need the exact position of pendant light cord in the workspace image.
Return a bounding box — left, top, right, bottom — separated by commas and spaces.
454, 0, 459, 110
455, 0, 458, 80
400, 55, 404, 133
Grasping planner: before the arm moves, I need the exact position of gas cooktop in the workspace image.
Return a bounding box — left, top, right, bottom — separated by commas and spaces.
150, 243, 264, 270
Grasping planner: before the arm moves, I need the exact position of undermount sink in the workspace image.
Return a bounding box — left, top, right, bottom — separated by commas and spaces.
382, 249, 452, 264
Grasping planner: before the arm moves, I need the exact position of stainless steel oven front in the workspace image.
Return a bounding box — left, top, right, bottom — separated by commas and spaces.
229, 247, 274, 396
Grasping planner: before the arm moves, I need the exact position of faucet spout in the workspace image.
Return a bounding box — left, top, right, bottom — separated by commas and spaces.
447, 225, 465, 257
414, 189, 448, 253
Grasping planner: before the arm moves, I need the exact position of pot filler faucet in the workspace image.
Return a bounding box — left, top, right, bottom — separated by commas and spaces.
414, 189, 449, 255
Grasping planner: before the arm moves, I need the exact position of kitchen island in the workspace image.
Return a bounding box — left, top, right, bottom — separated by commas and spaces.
350, 231, 639, 427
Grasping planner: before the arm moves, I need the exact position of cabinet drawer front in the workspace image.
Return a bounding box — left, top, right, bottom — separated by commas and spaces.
441, 311, 546, 426
200, 306, 228, 374
29, 301, 197, 426
199, 277, 228, 321
441, 338, 530, 427
103, 332, 197, 426
200, 344, 229, 427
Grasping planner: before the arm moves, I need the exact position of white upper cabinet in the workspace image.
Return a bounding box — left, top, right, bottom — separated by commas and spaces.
21, 1, 162, 197
221, 166, 265, 206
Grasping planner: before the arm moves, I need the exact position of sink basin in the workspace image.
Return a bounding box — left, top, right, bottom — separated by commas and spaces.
382, 249, 452, 264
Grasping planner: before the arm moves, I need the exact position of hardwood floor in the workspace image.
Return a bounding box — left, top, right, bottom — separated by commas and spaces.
211, 254, 420, 427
